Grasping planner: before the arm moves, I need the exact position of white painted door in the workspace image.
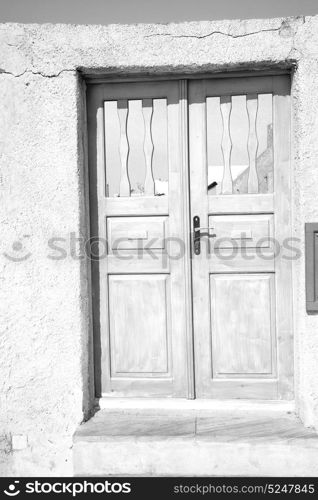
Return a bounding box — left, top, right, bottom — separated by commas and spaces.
189, 76, 293, 399
88, 75, 293, 400
87, 81, 192, 398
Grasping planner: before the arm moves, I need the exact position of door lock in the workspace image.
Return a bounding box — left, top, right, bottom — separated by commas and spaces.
193, 216, 216, 255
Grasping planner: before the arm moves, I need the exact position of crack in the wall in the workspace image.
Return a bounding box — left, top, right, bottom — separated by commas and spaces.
144, 24, 284, 40
0, 68, 75, 78
143, 17, 307, 64
144, 18, 306, 41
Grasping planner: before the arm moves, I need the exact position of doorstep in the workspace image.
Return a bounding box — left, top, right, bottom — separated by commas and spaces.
73, 403, 318, 476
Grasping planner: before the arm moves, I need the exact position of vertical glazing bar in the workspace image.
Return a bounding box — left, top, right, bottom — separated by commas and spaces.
117, 99, 130, 197
220, 96, 233, 194
247, 93, 259, 194
142, 99, 155, 195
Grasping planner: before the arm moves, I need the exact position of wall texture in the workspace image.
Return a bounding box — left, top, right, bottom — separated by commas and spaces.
1, 15, 318, 475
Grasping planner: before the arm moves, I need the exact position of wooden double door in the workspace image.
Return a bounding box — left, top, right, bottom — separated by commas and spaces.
88, 75, 293, 400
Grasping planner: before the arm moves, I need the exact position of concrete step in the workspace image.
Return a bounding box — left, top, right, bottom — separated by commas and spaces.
73, 407, 318, 476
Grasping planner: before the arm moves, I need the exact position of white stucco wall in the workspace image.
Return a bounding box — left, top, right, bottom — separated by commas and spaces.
1, 15, 318, 476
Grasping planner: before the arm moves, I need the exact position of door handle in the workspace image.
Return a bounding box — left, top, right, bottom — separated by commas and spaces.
193, 216, 216, 255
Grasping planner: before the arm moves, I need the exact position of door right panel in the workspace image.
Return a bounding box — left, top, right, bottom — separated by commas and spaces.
189, 76, 293, 399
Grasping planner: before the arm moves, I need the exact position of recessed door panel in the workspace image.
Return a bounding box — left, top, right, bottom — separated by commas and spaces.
210, 273, 276, 377
108, 275, 171, 377
107, 216, 167, 252
209, 214, 273, 249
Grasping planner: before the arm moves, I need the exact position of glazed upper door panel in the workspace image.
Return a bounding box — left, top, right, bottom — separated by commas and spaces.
189, 76, 293, 399
87, 81, 190, 397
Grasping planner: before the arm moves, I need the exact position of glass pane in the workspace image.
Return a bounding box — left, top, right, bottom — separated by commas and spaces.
127, 99, 146, 196
207, 96, 223, 195
231, 95, 249, 194
104, 100, 121, 197
256, 93, 273, 193
152, 99, 169, 196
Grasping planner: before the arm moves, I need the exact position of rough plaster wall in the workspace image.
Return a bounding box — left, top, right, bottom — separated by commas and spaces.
292, 58, 318, 429
1, 15, 318, 475
0, 72, 89, 475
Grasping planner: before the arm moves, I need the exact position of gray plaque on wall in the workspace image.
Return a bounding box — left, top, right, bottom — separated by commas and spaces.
305, 223, 318, 312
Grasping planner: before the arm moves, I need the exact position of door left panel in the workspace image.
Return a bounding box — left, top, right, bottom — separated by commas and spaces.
87, 81, 189, 397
